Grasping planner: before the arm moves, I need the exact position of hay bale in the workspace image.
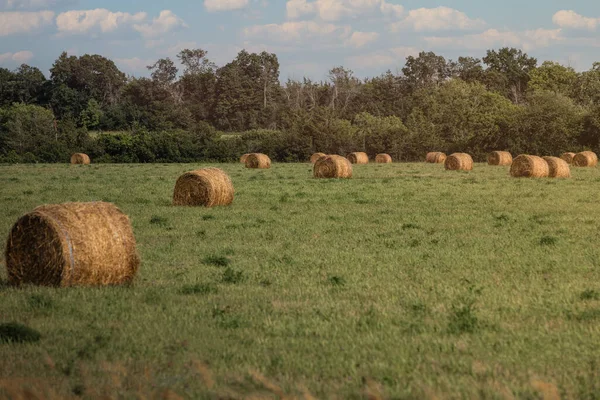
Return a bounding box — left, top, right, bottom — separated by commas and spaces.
5, 202, 139, 287
245, 153, 271, 169
70, 153, 90, 165
310, 152, 327, 164
314, 155, 352, 179
346, 152, 369, 164
560, 152, 576, 164
173, 168, 234, 207
487, 151, 512, 166
543, 156, 571, 178
510, 155, 549, 178
240, 154, 250, 163
426, 152, 447, 164
573, 151, 598, 167
375, 154, 392, 163
444, 153, 473, 171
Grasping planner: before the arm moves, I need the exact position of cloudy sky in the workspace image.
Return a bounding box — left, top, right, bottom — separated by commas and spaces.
1, 0, 599, 81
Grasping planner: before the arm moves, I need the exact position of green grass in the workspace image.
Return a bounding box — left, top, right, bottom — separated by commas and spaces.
1, 162, 600, 398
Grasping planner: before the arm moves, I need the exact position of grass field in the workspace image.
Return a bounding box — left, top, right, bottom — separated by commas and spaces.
1, 162, 600, 399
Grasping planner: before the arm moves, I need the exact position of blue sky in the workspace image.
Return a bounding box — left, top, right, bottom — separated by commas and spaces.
0, 0, 599, 81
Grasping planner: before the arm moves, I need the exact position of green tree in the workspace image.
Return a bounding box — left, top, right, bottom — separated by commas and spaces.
528, 61, 577, 97
483, 47, 537, 104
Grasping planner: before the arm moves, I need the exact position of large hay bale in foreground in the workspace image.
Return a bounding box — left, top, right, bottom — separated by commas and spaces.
173, 168, 234, 207
5, 202, 139, 287
444, 153, 473, 171
510, 155, 549, 178
314, 155, 352, 179
560, 152, 576, 164
245, 153, 271, 169
543, 156, 571, 178
70, 153, 90, 165
573, 151, 598, 167
375, 154, 392, 163
426, 152, 446, 164
347, 152, 369, 164
240, 154, 250, 164
310, 152, 327, 164
487, 151, 512, 166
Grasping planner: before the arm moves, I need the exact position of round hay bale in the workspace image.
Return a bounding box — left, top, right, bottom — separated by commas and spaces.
375, 154, 392, 164
426, 152, 447, 164
173, 168, 234, 207
444, 153, 473, 171
5, 202, 139, 287
70, 153, 90, 165
560, 152, 576, 164
573, 151, 598, 167
245, 153, 271, 169
487, 151, 513, 166
314, 155, 352, 179
310, 152, 327, 164
346, 152, 369, 164
543, 156, 571, 178
240, 153, 250, 164
510, 155, 549, 178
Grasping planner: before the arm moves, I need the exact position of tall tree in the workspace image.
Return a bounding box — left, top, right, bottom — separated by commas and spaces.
483, 47, 537, 104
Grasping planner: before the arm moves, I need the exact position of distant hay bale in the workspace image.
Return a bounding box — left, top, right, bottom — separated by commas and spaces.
426, 152, 446, 164
346, 152, 369, 164
560, 152, 576, 164
245, 153, 271, 169
543, 156, 571, 178
510, 155, 549, 178
173, 168, 234, 207
5, 202, 139, 287
375, 154, 392, 163
310, 152, 327, 164
70, 153, 90, 165
573, 151, 598, 167
487, 151, 513, 166
314, 155, 352, 179
444, 153, 473, 171
240, 154, 250, 163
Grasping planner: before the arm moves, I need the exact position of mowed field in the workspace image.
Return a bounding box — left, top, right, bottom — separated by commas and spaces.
2, 162, 600, 399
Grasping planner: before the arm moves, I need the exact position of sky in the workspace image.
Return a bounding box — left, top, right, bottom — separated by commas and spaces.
0, 0, 599, 81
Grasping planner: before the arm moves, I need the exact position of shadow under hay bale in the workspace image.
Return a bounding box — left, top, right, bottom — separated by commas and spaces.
487, 151, 512, 166
543, 156, 571, 178
426, 152, 446, 164
70, 153, 90, 165
173, 168, 234, 207
510, 155, 549, 178
347, 152, 369, 164
310, 153, 327, 164
573, 151, 598, 167
375, 154, 392, 163
560, 152, 576, 164
444, 153, 473, 171
5, 202, 139, 287
240, 154, 250, 164
314, 155, 352, 179
245, 153, 271, 169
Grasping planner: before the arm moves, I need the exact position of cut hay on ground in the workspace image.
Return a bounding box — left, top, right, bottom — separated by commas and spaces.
510, 155, 549, 178
240, 154, 250, 163
314, 155, 352, 179
426, 152, 446, 164
560, 152, 576, 164
245, 153, 271, 169
543, 156, 571, 178
487, 151, 513, 166
375, 154, 392, 163
310, 152, 327, 164
173, 168, 234, 207
444, 153, 473, 171
70, 153, 90, 165
5, 202, 139, 287
346, 152, 369, 164
573, 151, 598, 167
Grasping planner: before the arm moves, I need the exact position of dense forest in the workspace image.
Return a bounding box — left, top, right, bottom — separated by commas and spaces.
0, 47, 599, 163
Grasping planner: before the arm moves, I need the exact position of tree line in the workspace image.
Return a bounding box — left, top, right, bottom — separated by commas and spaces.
0, 47, 599, 163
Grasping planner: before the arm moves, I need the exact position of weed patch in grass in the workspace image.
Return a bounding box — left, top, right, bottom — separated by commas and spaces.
539, 236, 558, 246
0, 322, 41, 343
222, 268, 244, 284
203, 255, 231, 267
180, 283, 218, 295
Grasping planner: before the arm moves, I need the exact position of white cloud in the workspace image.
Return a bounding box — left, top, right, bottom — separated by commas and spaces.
0, 10, 53, 35
346, 31, 379, 47
0, 0, 64, 9
56, 9, 146, 34
0, 50, 34, 64
346, 46, 419, 69
390, 6, 485, 32
133, 10, 186, 38
204, 0, 249, 12
552, 10, 599, 31
114, 57, 152, 72
286, 0, 403, 21
244, 20, 350, 42
424, 28, 564, 51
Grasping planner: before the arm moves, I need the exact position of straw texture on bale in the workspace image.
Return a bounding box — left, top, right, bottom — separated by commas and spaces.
314, 155, 352, 179
444, 153, 473, 171
572, 151, 598, 167
375, 154, 392, 163
487, 151, 513, 166
70, 153, 90, 165
560, 152, 576, 164
426, 152, 447, 164
543, 156, 571, 178
245, 153, 271, 169
173, 168, 234, 207
510, 155, 549, 178
346, 152, 369, 164
310, 152, 327, 164
240, 154, 250, 163
5, 202, 139, 287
